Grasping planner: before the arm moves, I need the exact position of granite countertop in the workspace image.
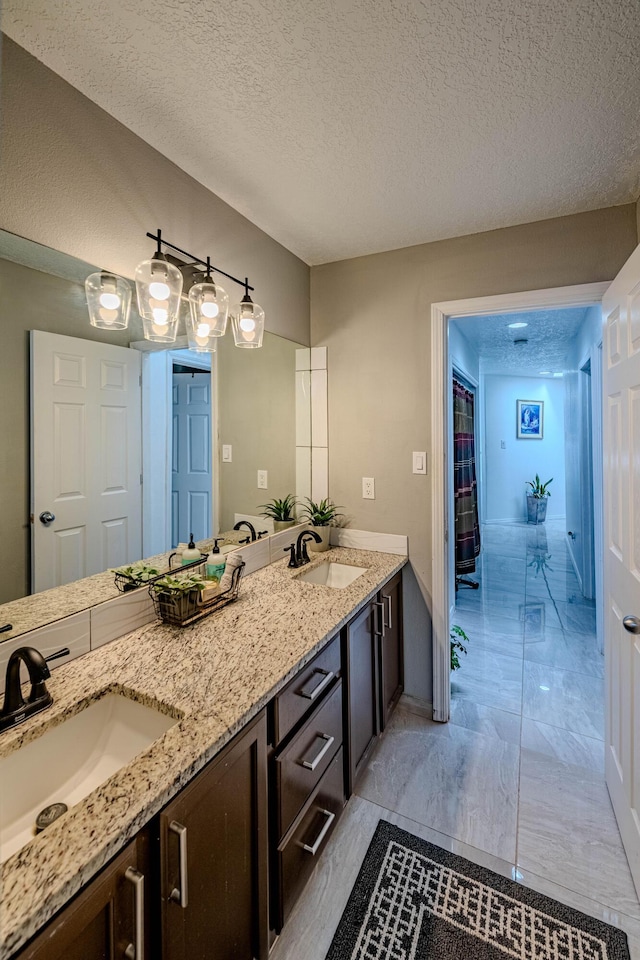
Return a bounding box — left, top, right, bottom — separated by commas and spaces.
0, 546, 406, 958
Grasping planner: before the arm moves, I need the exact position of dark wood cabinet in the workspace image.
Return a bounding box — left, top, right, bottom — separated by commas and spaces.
344, 572, 404, 794
379, 571, 403, 730
160, 710, 268, 960
14, 829, 153, 960
343, 599, 379, 795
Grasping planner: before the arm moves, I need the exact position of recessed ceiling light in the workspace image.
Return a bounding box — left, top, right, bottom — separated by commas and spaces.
553, 372, 564, 377
539, 370, 551, 375
508, 321, 528, 329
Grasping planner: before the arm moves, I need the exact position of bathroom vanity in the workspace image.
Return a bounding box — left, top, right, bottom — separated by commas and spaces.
0, 548, 406, 960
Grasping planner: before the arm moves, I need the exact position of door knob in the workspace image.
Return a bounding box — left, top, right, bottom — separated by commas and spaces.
623, 616, 640, 635
39, 511, 55, 526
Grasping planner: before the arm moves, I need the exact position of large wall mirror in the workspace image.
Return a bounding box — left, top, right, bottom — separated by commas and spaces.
0, 229, 311, 630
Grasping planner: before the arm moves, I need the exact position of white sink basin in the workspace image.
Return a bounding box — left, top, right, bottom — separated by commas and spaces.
0, 693, 177, 863
298, 562, 367, 589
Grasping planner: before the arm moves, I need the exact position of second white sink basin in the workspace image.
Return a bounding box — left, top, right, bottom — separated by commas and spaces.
0, 693, 177, 863
298, 562, 367, 589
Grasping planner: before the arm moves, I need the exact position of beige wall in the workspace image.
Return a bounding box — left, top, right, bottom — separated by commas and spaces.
217, 333, 297, 532
0, 37, 310, 346
311, 205, 638, 702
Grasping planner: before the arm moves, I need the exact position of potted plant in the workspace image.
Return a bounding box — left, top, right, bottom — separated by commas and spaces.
299, 497, 343, 553
526, 474, 553, 524
152, 572, 206, 624
259, 494, 298, 532
450, 624, 470, 671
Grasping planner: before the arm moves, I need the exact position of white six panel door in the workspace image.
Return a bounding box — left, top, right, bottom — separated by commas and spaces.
603, 243, 640, 895
31, 331, 142, 592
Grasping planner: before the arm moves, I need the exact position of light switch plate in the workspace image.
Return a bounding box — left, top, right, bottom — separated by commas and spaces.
257, 470, 268, 489
362, 477, 375, 499
222, 444, 232, 462
412, 451, 427, 474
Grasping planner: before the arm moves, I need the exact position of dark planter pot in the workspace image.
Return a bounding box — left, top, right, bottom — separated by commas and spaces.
527, 495, 548, 524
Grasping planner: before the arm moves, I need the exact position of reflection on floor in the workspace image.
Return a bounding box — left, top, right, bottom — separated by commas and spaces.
271, 521, 640, 960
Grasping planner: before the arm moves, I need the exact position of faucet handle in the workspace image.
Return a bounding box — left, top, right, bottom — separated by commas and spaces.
284, 544, 298, 568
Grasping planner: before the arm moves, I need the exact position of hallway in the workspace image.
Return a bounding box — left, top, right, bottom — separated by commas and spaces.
272, 521, 640, 960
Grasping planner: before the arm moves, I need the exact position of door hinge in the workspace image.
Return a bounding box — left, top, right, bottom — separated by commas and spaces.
139, 374, 142, 386
140, 474, 143, 485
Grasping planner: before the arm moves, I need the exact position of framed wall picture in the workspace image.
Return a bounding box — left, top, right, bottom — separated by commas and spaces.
517, 399, 544, 439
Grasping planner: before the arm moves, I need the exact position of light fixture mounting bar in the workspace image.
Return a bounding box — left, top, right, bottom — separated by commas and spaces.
146, 230, 254, 293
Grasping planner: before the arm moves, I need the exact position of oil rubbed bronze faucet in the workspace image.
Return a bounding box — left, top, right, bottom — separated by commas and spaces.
233, 520, 257, 542
0, 646, 53, 733
296, 529, 322, 566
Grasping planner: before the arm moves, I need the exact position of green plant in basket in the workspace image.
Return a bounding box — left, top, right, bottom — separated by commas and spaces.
259, 494, 298, 522
113, 561, 161, 582
152, 573, 206, 595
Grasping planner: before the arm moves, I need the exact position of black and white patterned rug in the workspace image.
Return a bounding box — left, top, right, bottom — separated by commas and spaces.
326, 821, 631, 960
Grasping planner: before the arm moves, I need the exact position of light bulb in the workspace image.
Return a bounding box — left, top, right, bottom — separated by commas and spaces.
240, 316, 256, 333
195, 334, 210, 347
149, 280, 170, 301
201, 300, 219, 319
243, 329, 256, 342
98, 307, 118, 325
99, 291, 121, 310
196, 322, 211, 338
152, 307, 168, 325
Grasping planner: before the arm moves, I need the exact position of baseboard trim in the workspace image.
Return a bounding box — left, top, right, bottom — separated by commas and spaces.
399, 693, 434, 720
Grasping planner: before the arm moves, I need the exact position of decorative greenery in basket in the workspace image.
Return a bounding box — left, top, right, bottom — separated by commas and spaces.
113, 562, 162, 583
152, 573, 207, 595
299, 497, 343, 526
450, 624, 470, 671
259, 494, 298, 524
152, 573, 208, 622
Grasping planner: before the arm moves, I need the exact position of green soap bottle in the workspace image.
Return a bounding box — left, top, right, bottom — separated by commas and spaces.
205, 538, 226, 584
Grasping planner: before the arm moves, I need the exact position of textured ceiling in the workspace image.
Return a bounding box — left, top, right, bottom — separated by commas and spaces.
450, 307, 590, 375
3, 0, 639, 265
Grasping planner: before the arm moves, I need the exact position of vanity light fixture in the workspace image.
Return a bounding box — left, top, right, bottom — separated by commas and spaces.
231, 279, 265, 349
135, 230, 183, 342
187, 256, 229, 353
85, 272, 131, 330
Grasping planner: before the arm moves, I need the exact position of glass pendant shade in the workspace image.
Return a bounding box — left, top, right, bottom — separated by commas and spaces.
231, 296, 265, 349
135, 255, 183, 342
85, 272, 131, 330
188, 278, 229, 350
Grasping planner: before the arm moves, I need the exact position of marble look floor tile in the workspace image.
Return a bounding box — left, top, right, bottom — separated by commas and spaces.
452, 665, 523, 714
520, 718, 604, 772
515, 867, 640, 959
355, 705, 520, 861
523, 631, 604, 678
525, 574, 583, 602
523, 661, 604, 739
517, 749, 640, 920
450, 699, 521, 745
553, 599, 597, 634
453, 609, 525, 642
269, 795, 516, 960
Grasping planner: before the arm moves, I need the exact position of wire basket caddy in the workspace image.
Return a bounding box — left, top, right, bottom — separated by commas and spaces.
149, 561, 245, 627
113, 554, 203, 593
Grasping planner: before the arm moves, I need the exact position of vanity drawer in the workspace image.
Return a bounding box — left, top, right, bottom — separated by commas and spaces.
275, 679, 343, 839
276, 747, 345, 929
272, 633, 341, 747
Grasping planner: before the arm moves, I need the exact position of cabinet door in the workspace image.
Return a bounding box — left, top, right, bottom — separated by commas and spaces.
160, 711, 268, 960
15, 831, 151, 960
344, 601, 378, 795
379, 572, 403, 730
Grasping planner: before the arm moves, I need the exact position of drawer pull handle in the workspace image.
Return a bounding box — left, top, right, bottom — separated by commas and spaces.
169, 820, 188, 908
299, 808, 335, 856
301, 734, 335, 771
374, 601, 385, 638
45, 647, 71, 663
383, 593, 393, 630
298, 668, 334, 701
124, 866, 144, 960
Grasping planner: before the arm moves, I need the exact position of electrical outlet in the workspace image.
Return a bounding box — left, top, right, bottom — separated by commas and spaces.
362, 477, 375, 499
222, 444, 232, 462
257, 470, 268, 489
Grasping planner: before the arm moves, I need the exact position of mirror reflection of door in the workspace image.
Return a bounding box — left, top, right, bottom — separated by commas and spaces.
172, 365, 212, 547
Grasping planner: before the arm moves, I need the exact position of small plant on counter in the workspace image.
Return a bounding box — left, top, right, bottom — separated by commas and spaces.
300, 497, 343, 526
450, 625, 470, 671
152, 573, 207, 595
113, 561, 161, 581
526, 474, 553, 498
259, 494, 298, 523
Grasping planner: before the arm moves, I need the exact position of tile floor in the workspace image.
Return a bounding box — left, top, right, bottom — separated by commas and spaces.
271, 521, 640, 959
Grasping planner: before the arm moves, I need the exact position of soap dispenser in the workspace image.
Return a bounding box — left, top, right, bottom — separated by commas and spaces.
181, 534, 202, 566
206, 538, 227, 584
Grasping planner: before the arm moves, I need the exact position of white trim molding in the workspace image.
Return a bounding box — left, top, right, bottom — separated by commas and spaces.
430, 281, 608, 723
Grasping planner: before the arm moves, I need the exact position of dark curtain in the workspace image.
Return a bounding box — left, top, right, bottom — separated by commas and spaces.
453, 379, 481, 573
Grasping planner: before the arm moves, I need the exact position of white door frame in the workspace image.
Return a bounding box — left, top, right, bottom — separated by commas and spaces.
430, 281, 610, 722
